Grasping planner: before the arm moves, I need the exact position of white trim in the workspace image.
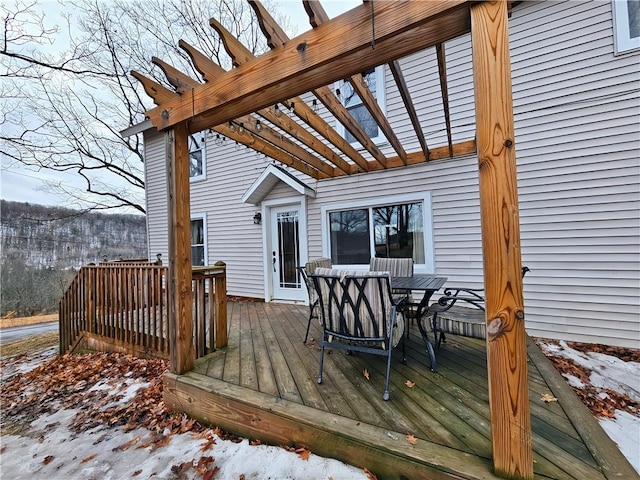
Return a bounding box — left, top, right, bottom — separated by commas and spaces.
261, 195, 308, 302
320, 192, 435, 273
335, 65, 387, 147
612, 0, 640, 54
242, 164, 316, 205
190, 213, 208, 266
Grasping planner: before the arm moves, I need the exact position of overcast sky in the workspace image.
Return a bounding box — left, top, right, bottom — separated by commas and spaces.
0, 0, 359, 213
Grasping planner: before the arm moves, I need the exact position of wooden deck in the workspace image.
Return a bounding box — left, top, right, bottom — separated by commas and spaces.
163, 301, 635, 480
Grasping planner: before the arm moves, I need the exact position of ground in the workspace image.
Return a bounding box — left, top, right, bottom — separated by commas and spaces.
1, 317, 638, 478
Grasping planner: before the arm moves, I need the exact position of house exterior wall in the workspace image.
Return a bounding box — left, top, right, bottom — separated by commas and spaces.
142, 0, 639, 347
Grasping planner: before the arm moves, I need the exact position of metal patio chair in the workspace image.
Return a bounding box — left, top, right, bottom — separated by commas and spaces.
310, 268, 406, 401
297, 257, 332, 343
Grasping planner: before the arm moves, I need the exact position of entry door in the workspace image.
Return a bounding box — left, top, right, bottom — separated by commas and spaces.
270, 205, 304, 301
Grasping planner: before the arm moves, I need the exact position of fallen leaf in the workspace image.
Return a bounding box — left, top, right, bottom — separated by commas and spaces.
363, 369, 370, 380
406, 434, 418, 445
43, 455, 54, 465
132, 470, 142, 476
112, 436, 141, 452
203, 466, 219, 480
81, 453, 98, 464
296, 447, 311, 461
405, 380, 415, 388
364, 467, 377, 480
541, 393, 557, 403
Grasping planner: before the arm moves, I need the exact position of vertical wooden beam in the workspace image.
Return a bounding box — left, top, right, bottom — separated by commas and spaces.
166, 122, 194, 374
471, 2, 533, 479
213, 261, 228, 349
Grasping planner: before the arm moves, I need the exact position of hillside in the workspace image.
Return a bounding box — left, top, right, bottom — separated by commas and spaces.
1, 200, 147, 267
1, 201, 148, 316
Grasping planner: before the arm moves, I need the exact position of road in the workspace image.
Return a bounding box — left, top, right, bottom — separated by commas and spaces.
0, 322, 58, 345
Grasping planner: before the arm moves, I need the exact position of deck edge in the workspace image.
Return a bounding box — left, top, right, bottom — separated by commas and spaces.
163, 370, 503, 480
526, 337, 640, 480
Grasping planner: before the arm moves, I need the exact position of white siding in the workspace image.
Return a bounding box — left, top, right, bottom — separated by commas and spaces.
143, 129, 168, 263
143, 0, 639, 347
508, 0, 640, 347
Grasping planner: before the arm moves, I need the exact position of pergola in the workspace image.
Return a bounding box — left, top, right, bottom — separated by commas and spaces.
134, 1, 532, 478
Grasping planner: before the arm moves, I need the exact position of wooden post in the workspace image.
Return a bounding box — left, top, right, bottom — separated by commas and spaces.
166, 122, 194, 374
213, 261, 228, 348
471, 2, 533, 479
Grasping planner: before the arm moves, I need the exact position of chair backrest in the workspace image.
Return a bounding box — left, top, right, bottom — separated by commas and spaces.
369, 257, 414, 277
300, 258, 332, 303
312, 268, 394, 343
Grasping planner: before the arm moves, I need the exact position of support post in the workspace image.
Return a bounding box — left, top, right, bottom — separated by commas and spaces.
471, 2, 533, 479
166, 122, 194, 374
213, 261, 228, 348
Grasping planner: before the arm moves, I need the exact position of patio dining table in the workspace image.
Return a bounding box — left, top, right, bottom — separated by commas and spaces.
391, 275, 447, 371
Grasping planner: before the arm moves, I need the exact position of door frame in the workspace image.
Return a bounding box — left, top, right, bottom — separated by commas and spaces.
261, 195, 308, 302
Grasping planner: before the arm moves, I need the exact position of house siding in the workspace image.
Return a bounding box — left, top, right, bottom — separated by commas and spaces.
143, 129, 168, 263
143, 0, 639, 347
508, 0, 640, 347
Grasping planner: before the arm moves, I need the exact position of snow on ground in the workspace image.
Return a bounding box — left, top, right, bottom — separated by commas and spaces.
1, 409, 368, 479
0, 349, 370, 480
539, 340, 640, 474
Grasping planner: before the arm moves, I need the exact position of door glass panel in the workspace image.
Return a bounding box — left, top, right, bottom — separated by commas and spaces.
277, 210, 300, 288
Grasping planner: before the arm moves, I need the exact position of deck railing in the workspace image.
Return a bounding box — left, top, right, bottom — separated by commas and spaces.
59, 261, 227, 361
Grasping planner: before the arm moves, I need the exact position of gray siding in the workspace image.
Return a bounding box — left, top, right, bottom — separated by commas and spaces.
143, 0, 639, 347
509, 0, 640, 347
143, 129, 168, 263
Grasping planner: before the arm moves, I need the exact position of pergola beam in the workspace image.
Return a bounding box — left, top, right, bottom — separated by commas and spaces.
436, 44, 454, 157
151, 55, 330, 178
389, 59, 430, 160
259, 0, 387, 168
193, 24, 351, 175
146, 0, 471, 132
302, 0, 407, 165
234, 4, 373, 172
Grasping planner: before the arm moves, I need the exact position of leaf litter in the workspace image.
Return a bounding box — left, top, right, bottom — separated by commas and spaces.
0, 351, 371, 479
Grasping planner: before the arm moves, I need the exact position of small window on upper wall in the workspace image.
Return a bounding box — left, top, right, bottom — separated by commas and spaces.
336, 66, 386, 146
613, 0, 640, 54
189, 133, 206, 181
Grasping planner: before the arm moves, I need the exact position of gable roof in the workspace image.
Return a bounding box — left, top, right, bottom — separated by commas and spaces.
241, 164, 316, 205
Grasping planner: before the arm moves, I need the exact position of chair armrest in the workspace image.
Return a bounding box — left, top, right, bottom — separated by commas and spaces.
432, 287, 485, 313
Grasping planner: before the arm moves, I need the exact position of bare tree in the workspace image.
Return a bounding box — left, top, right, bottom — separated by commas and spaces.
1, 0, 292, 213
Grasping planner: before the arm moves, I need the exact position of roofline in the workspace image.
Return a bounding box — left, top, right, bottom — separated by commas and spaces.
120, 119, 154, 138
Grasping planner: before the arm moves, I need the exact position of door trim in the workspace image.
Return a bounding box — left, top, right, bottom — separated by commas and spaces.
261, 195, 308, 302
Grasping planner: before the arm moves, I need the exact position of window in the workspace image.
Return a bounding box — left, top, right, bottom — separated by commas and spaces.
189, 133, 206, 180
336, 66, 386, 145
323, 195, 434, 271
613, 0, 640, 54
190, 216, 206, 266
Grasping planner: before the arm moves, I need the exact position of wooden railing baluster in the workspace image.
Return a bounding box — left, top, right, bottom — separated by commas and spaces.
58, 262, 227, 362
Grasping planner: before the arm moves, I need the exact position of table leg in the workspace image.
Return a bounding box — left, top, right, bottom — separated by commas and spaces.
416, 315, 438, 372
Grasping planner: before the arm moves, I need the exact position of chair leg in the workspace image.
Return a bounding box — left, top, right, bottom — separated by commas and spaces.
317, 341, 325, 384
383, 349, 393, 401
303, 301, 317, 344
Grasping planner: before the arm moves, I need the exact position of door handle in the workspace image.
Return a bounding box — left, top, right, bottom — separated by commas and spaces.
272, 251, 276, 272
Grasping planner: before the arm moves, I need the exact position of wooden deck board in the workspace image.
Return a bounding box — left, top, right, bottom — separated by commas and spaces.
165, 302, 635, 480
246, 301, 279, 397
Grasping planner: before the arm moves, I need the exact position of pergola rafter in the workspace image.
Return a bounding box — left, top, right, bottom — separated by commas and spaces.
133, 2, 533, 479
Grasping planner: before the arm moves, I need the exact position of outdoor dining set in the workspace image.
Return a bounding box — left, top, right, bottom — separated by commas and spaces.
298, 257, 493, 401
